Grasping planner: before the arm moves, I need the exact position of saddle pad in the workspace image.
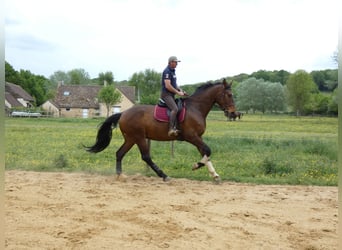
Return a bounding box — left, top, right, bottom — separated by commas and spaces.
154, 105, 186, 123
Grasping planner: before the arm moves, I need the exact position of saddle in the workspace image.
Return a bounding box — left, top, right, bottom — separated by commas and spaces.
153, 98, 186, 123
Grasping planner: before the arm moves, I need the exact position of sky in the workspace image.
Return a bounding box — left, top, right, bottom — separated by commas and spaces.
4, 0, 339, 85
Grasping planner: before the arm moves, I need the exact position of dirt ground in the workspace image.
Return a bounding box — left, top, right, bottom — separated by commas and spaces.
5, 170, 338, 250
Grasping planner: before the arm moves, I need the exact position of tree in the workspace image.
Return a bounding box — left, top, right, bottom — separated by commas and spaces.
68, 68, 91, 85
311, 70, 327, 91
250, 69, 290, 85
236, 77, 286, 113
5, 61, 51, 106
310, 69, 338, 92
253, 79, 268, 113
128, 69, 161, 104
98, 85, 122, 117
328, 88, 338, 115
251, 70, 271, 81
16, 70, 47, 106
49, 70, 71, 86
181, 84, 198, 96
324, 69, 338, 91
236, 78, 259, 113
276, 70, 291, 85
265, 82, 286, 113
98, 71, 114, 85
285, 70, 317, 116
49, 68, 92, 85
5, 61, 19, 83
232, 73, 249, 83
304, 92, 330, 115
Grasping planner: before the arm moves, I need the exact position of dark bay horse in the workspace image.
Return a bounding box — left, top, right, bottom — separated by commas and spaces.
225, 110, 243, 121
86, 79, 235, 182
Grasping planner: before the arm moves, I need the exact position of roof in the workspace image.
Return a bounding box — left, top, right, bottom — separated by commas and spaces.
5, 82, 34, 102
5, 92, 24, 107
53, 84, 135, 108
116, 85, 135, 103
54, 85, 102, 108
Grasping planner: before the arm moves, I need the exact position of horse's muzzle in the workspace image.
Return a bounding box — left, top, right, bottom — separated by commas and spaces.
226, 106, 236, 114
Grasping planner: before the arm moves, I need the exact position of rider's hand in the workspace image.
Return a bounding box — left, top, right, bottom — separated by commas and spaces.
178, 90, 185, 96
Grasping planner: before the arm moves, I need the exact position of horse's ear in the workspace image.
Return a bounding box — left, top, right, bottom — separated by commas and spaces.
222, 78, 233, 88
223, 78, 227, 87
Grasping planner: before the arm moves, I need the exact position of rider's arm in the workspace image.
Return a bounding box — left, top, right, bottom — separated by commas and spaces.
164, 79, 184, 96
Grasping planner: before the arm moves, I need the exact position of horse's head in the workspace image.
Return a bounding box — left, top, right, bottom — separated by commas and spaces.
215, 79, 236, 115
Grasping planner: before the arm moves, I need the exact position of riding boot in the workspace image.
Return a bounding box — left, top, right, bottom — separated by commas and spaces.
168, 112, 179, 136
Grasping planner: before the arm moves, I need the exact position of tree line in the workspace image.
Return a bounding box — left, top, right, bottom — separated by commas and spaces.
5, 61, 338, 116
235, 72, 337, 115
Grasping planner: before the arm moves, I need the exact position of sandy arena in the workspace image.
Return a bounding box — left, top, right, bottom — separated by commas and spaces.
5, 170, 337, 249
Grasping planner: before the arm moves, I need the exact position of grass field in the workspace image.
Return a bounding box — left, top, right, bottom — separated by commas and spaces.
5, 112, 338, 185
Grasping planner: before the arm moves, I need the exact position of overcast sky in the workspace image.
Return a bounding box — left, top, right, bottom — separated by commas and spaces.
5, 0, 339, 85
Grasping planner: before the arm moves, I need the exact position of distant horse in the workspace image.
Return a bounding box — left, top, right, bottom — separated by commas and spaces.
86, 79, 235, 182
225, 111, 243, 121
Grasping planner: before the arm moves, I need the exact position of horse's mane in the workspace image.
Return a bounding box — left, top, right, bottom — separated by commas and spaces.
191, 82, 221, 96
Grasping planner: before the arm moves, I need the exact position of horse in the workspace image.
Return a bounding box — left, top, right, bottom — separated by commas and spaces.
85, 79, 236, 182
225, 110, 243, 121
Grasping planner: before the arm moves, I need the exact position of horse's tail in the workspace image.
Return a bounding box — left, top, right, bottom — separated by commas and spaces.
85, 113, 122, 153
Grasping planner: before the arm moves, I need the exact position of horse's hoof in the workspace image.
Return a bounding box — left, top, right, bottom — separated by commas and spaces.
163, 176, 171, 182
213, 176, 221, 184
116, 174, 127, 182
192, 164, 198, 171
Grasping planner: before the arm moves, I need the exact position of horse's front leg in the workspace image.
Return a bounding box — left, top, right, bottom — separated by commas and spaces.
191, 140, 221, 182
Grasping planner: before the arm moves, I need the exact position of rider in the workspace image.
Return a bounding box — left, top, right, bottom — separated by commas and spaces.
160, 56, 186, 136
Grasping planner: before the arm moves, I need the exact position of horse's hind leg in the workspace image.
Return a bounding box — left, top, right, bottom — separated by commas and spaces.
116, 141, 134, 176
137, 139, 169, 181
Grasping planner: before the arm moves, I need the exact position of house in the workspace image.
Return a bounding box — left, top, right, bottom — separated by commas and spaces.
5, 82, 35, 115
41, 85, 135, 118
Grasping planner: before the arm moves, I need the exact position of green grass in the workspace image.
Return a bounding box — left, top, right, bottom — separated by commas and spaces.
5, 113, 338, 185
